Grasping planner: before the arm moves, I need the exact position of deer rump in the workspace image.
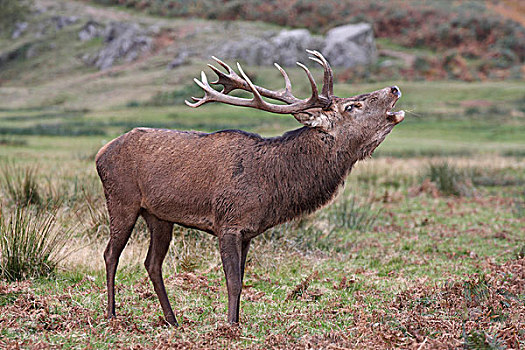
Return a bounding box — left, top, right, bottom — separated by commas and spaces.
96, 50, 404, 326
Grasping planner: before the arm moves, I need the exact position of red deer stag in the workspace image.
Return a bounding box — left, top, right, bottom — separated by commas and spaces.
96, 50, 404, 326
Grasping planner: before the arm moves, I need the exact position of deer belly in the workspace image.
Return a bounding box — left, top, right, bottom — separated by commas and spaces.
139, 183, 215, 233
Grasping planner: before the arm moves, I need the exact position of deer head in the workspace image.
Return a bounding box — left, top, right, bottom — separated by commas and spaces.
186, 50, 404, 159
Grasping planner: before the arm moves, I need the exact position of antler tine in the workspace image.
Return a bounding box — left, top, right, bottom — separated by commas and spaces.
236, 62, 266, 107
185, 71, 231, 108
306, 49, 333, 98
212, 56, 234, 74
273, 63, 292, 93
207, 63, 241, 94
208, 57, 248, 94
185, 74, 212, 108
296, 62, 319, 103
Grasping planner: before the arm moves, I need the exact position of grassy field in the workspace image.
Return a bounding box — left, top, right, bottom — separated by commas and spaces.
0, 79, 524, 348
1, 0, 524, 348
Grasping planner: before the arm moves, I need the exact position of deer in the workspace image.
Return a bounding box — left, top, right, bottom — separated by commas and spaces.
95, 50, 404, 326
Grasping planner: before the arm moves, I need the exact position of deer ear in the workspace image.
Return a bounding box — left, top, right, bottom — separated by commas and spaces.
292, 109, 332, 130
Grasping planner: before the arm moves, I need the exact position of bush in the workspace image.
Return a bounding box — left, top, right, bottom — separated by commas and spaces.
0, 206, 66, 281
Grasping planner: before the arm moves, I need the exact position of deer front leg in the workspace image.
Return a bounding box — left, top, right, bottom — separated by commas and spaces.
218, 230, 245, 324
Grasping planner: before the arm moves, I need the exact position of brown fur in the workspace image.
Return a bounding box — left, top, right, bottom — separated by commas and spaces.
96, 86, 402, 326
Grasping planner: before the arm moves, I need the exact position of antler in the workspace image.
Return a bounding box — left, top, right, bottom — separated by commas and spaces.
185, 50, 334, 115
306, 49, 333, 98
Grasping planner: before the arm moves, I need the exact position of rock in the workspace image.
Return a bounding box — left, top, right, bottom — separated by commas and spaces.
167, 51, 190, 70
321, 23, 377, 67
270, 29, 323, 66
212, 24, 375, 67
78, 20, 103, 41
214, 36, 275, 66
85, 22, 153, 70
51, 16, 78, 30
213, 29, 323, 67
11, 22, 28, 39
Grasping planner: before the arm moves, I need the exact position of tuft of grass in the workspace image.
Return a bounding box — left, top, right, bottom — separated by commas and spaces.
0, 137, 27, 146
328, 197, 378, 232
0, 206, 67, 281
1, 164, 41, 207
79, 190, 110, 239
286, 270, 318, 301
425, 161, 474, 196
144, 84, 205, 107
463, 276, 489, 304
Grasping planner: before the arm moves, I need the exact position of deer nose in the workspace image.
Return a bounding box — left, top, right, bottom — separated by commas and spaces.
390, 86, 401, 97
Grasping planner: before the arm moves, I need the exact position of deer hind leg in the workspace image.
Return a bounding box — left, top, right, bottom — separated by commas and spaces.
104, 199, 140, 320
142, 211, 177, 326
219, 230, 250, 324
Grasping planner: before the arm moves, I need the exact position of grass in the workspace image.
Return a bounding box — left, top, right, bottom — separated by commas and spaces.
0, 78, 523, 347
424, 161, 473, 196
0, 205, 66, 281
1, 163, 42, 207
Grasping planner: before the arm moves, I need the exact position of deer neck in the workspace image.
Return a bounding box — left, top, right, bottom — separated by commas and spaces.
261, 127, 360, 226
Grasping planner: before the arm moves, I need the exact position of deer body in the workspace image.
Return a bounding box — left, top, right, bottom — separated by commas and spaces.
98, 125, 357, 237
96, 51, 404, 326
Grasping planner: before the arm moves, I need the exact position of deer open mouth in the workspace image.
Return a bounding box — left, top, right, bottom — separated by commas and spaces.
386, 90, 404, 124
387, 110, 405, 124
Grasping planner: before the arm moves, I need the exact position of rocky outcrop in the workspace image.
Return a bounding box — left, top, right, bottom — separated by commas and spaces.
269, 29, 324, 66
322, 23, 377, 67
51, 16, 78, 30
214, 29, 323, 67
78, 20, 104, 41
83, 22, 153, 70
211, 23, 376, 67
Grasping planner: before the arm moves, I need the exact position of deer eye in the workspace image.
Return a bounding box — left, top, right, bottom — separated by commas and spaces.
345, 103, 362, 112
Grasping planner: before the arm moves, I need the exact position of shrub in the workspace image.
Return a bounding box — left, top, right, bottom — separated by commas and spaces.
0, 206, 66, 281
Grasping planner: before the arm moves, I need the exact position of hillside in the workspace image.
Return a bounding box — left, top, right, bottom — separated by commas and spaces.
1, 0, 524, 113
87, 0, 525, 81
